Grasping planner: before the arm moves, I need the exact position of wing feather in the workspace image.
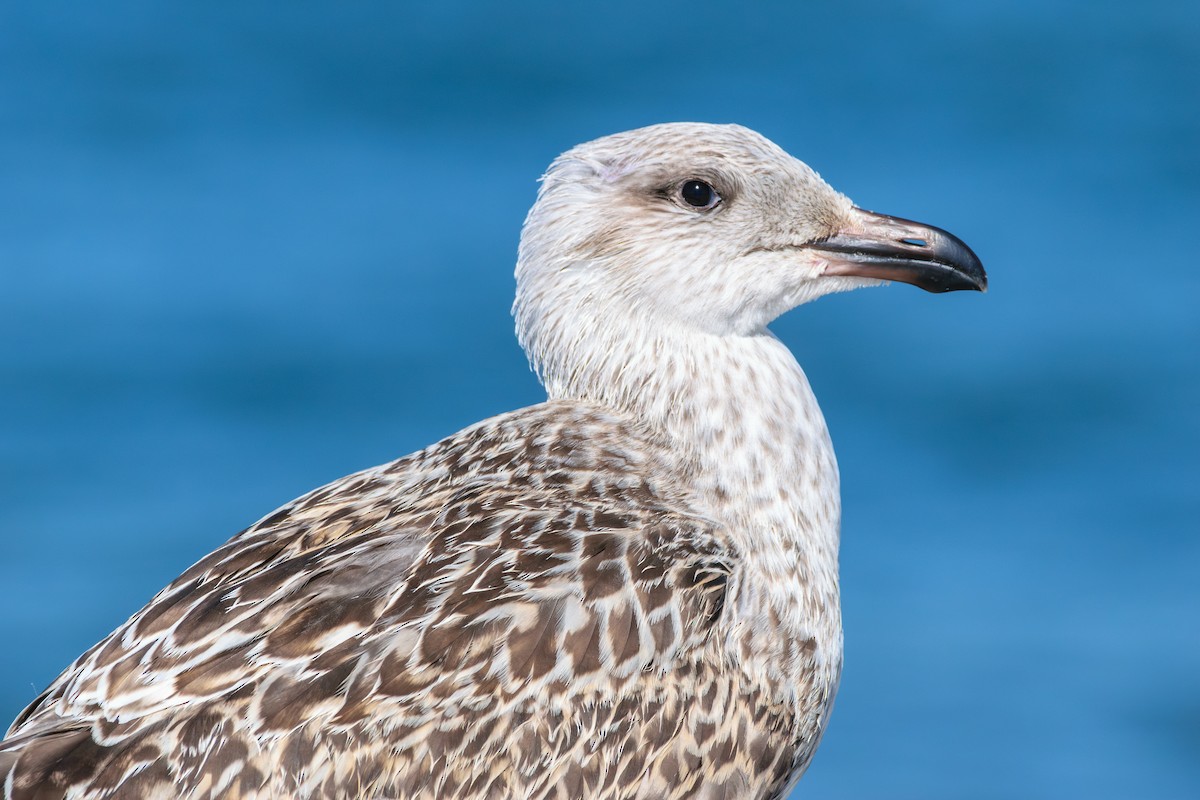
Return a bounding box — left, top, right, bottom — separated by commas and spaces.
1, 403, 758, 800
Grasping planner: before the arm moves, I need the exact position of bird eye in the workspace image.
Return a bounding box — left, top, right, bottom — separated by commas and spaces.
679, 179, 721, 210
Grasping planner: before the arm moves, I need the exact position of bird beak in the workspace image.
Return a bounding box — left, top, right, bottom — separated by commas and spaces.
805, 208, 987, 293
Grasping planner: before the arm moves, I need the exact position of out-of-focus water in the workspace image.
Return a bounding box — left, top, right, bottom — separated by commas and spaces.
1, 2, 1196, 797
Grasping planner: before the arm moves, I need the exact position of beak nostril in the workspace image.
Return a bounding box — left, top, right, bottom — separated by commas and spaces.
900, 238, 928, 247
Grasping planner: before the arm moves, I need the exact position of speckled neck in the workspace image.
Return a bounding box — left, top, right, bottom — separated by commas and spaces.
541, 317, 844, 687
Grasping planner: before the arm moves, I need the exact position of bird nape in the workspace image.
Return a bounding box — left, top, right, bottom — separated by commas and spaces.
0, 123, 984, 800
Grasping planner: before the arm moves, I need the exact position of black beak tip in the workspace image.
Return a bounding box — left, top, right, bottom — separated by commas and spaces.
924, 226, 987, 294
934, 251, 987, 294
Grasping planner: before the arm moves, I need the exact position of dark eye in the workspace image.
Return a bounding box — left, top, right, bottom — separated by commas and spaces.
679, 179, 721, 210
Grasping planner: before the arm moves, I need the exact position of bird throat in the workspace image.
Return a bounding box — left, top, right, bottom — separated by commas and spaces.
548, 322, 845, 689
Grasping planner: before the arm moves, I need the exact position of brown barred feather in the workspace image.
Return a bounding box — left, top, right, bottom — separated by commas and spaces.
2, 403, 821, 799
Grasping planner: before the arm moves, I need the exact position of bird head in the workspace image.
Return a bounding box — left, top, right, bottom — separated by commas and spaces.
514, 123, 985, 389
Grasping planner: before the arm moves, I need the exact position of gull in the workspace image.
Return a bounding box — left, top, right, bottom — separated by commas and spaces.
0, 123, 985, 800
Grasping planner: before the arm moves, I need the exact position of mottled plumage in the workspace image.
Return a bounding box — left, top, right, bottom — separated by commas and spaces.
2, 123, 984, 799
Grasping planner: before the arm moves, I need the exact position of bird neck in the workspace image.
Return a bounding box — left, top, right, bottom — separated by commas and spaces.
539, 315, 843, 650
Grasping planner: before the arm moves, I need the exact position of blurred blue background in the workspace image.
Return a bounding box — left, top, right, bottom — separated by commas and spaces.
1, 1, 1196, 797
